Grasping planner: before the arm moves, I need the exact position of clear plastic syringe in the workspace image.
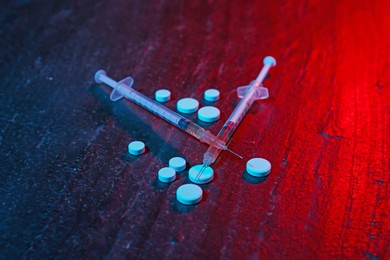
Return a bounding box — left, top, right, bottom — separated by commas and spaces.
196, 56, 276, 178
94, 70, 242, 158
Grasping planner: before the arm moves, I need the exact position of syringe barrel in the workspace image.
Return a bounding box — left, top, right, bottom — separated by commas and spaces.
115, 83, 187, 128
96, 71, 229, 152
228, 84, 260, 123
115, 82, 227, 150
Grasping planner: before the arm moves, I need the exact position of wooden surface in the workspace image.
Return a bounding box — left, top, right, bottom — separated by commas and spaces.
0, 0, 389, 258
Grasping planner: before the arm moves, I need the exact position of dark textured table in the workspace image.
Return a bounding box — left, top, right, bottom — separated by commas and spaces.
1, 0, 389, 258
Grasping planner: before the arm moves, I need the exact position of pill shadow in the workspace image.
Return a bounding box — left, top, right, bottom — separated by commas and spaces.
204, 173, 218, 183
184, 162, 191, 171
176, 109, 198, 122
200, 99, 219, 107
171, 200, 196, 213
159, 99, 176, 112
198, 188, 208, 203
121, 146, 149, 162
171, 191, 207, 213
151, 177, 175, 191
195, 118, 217, 128
89, 85, 184, 162
242, 171, 269, 184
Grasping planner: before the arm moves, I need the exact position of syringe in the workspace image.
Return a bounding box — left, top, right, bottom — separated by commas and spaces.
196, 56, 276, 178
94, 70, 242, 158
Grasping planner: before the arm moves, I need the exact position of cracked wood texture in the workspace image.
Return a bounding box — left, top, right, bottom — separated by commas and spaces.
0, 0, 389, 259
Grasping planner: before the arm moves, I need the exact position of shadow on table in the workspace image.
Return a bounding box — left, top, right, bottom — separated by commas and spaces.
170, 196, 203, 214
242, 171, 268, 184
89, 84, 184, 163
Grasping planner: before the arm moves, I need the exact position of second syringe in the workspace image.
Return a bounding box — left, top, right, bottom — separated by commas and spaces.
197, 56, 276, 177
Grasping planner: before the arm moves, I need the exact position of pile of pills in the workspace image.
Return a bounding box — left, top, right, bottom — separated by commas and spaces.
160, 155, 208, 205
126, 87, 271, 205
175, 89, 221, 123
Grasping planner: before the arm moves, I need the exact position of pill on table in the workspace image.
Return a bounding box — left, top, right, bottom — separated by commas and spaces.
246, 158, 271, 177
177, 98, 199, 113
158, 167, 176, 183
198, 106, 220, 122
176, 184, 203, 205
169, 157, 186, 172
204, 89, 220, 102
155, 89, 171, 102
188, 164, 214, 184
128, 141, 145, 155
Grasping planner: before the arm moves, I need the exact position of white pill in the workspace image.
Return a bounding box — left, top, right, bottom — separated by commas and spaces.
176, 184, 203, 205
204, 89, 220, 102
128, 141, 145, 155
177, 98, 199, 113
155, 89, 171, 102
246, 158, 271, 177
169, 157, 186, 172
188, 164, 214, 184
198, 106, 220, 122
158, 167, 176, 183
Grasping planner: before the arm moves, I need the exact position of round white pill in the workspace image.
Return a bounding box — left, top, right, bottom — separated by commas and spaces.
246, 158, 271, 177
177, 98, 199, 114
176, 184, 203, 205
204, 89, 220, 102
188, 164, 214, 184
155, 89, 171, 102
169, 157, 186, 172
198, 106, 220, 122
128, 141, 145, 155
158, 167, 176, 183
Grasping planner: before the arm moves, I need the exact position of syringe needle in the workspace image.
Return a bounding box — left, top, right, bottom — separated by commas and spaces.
196, 164, 208, 180
226, 147, 243, 159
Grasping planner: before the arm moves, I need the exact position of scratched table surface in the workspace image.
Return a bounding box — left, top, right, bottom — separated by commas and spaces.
0, 0, 389, 259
